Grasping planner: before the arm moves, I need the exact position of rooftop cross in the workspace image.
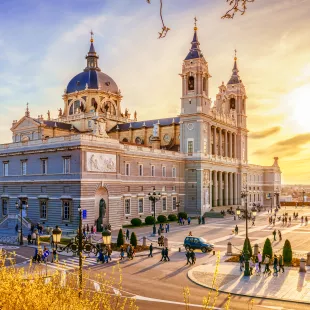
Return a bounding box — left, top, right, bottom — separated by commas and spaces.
90, 30, 94, 43
194, 16, 198, 30
234, 49, 237, 60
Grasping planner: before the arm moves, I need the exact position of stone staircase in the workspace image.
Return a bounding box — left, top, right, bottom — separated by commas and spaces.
0, 214, 31, 231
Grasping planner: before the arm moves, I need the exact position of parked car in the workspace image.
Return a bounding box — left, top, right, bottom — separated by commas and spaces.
184, 236, 214, 253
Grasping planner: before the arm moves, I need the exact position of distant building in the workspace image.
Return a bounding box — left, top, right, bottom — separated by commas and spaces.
280, 195, 292, 202
0, 25, 281, 231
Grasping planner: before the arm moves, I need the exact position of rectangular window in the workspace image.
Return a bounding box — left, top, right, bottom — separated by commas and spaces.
188, 140, 193, 156
124, 199, 131, 215
139, 164, 143, 176
162, 166, 166, 177
162, 186, 166, 192
162, 197, 167, 212
40, 200, 47, 219
138, 198, 144, 214
21, 161, 27, 175
125, 163, 130, 176
62, 200, 71, 221
42, 159, 47, 175
204, 139, 207, 155
63, 158, 70, 174
3, 162, 8, 176
172, 197, 177, 210
151, 165, 155, 177
172, 186, 176, 191
172, 167, 176, 178
2, 199, 8, 216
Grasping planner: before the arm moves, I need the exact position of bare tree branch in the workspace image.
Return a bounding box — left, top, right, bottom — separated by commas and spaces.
221, 0, 255, 19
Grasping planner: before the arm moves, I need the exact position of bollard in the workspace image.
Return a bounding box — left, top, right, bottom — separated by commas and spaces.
213, 250, 215, 256
307, 252, 310, 266
226, 242, 232, 256
179, 247, 181, 252
254, 244, 259, 256
142, 236, 147, 247
164, 237, 168, 248
299, 258, 306, 272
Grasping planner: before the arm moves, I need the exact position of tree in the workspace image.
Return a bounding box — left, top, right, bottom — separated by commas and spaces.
130, 232, 138, 247
262, 238, 273, 261
242, 237, 252, 257
117, 228, 124, 247
283, 239, 292, 264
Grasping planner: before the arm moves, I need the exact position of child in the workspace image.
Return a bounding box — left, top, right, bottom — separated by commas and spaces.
120, 247, 125, 260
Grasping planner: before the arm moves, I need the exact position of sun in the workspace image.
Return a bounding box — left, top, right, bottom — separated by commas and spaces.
286, 84, 310, 132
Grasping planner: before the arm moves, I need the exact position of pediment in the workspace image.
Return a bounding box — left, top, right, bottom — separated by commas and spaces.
11, 116, 40, 132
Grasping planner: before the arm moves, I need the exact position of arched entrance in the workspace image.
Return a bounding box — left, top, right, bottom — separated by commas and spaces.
94, 187, 109, 232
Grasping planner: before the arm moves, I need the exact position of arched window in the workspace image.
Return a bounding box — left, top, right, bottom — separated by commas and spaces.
122, 138, 129, 143
135, 137, 143, 144
188, 76, 195, 91
203, 77, 206, 92
69, 100, 81, 115
230, 98, 236, 110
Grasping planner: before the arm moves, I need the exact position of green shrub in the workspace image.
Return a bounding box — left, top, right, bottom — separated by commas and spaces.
283, 239, 292, 264
168, 214, 177, 221
157, 215, 167, 223
242, 238, 252, 257
178, 212, 188, 220
131, 218, 142, 226
130, 232, 138, 247
117, 229, 124, 247
262, 238, 273, 261
145, 216, 155, 225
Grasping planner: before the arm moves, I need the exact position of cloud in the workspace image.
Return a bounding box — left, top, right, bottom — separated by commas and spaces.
249, 126, 281, 139
254, 133, 310, 157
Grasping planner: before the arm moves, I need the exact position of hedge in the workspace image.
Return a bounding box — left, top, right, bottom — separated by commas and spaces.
145, 216, 155, 225
168, 214, 177, 221
157, 215, 167, 223
131, 218, 142, 226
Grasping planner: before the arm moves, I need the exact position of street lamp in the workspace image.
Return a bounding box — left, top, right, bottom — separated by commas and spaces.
52, 226, 62, 250
240, 187, 250, 277
252, 207, 257, 217
236, 206, 241, 216
15, 200, 28, 246
102, 228, 112, 248
78, 206, 83, 298
148, 191, 161, 235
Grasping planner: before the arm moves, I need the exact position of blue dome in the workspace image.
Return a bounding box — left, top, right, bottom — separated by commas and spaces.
66, 70, 119, 94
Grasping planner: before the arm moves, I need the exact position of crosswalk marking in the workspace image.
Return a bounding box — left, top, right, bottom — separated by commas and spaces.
44, 257, 99, 271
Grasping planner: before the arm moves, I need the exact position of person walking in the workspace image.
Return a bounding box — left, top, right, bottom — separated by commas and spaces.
126, 229, 130, 241
91, 226, 94, 234
127, 244, 132, 259
301, 216, 304, 225
148, 243, 153, 257
185, 250, 191, 265
263, 255, 271, 276
190, 249, 196, 265
272, 229, 277, 241
273, 255, 278, 276
257, 251, 262, 272
278, 230, 282, 241
306, 216, 308, 225
239, 253, 244, 271
279, 254, 284, 273
160, 247, 165, 262
120, 247, 125, 261
252, 219, 255, 226
255, 256, 260, 275
167, 223, 170, 232
235, 225, 239, 235
282, 217, 285, 226
86, 224, 90, 234
249, 257, 255, 275
107, 247, 112, 262
272, 218, 275, 226
288, 217, 291, 226
165, 224, 168, 234
187, 217, 191, 225
164, 247, 170, 261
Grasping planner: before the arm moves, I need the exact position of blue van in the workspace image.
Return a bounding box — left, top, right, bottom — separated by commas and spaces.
184, 236, 214, 253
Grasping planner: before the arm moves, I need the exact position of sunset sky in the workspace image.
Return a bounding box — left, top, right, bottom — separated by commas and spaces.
0, 0, 309, 184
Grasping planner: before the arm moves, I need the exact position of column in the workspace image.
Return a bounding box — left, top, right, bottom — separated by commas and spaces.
229, 132, 232, 158
209, 169, 212, 206
213, 126, 216, 155
213, 170, 218, 207
208, 123, 212, 154
224, 130, 228, 157
234, 134, 237, 159
224, 172, 228, 206
218, 171, 223, 206
229, 173, 233, 205
233, 173, 238, 205
219, 129, 222, 157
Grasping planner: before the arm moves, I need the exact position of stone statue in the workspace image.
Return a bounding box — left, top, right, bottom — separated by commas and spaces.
100, 199, 106, 218
58, 108, 62, 117
47, 110, 50, 120
134, 110, 137, 121
124, 108, 128, 117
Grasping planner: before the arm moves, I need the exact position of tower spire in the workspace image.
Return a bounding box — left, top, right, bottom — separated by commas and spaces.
84, 30, 100, 71
227, 50, 241, 85
25, 103, 30, 117
184, 17, 203, 61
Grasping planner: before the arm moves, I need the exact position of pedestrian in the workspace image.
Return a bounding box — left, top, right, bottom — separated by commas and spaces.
30, 224, 34, 233
249, 257, 255, 275
148, 243, 153, 257
273, 255, 278, 276
32, 231, 37, 245
51, 248, 58, 263
86, 224, 90, 234
235, 225, 239, 235
185, 250, 191, 265
257, 251, 262, 272
272, 218, 275, 226
278, 230, 282, 241
239, 253, 244, 271
285, 217, 288, 225
288, 217, 291, 226
282, 217, 285, 226
252, 219, 255, 226
306, 216, 308, 225
107, 246, 112, 261
167, 223, 170, 232
127, 244, 131, 259
120, 247, 125, 260
27, 233, 32, 245
263, 255, 271, 276
126, 229, 130, 241
15, 224, 18, 233
91, 225, 94, 234
165, 224, 168, 233
179, 217, 182, 225
164, 247, 170, 261
182, 219, 185, 225
255, 256, 260, 275
188, 231, 192, 236
93, 225, 97, 234
198, 216, 201, 225
279, 254, 284, 273
190, 249, 196, 265
187, 217, 191, 225
272, 229, 277, 241
158, 228, 161, 236
160, 248, 165, 262
301, 216, 304, 225
104, 252, 109, 263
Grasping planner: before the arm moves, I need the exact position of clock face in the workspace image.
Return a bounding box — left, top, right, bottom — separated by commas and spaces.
163, 134, 171, 143
187, 123, 194, 131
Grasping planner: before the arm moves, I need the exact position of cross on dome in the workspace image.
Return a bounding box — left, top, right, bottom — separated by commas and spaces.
90, 30, 94, 43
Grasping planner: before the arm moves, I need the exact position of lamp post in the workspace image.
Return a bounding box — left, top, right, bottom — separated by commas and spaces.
102, 228, 112, 253
274, 187, 280, 209
15, 200, 28, 246
52, 226, 62, 250
240, 187, 250, 276
78, 206, 83, 298
148, 191, 161, 235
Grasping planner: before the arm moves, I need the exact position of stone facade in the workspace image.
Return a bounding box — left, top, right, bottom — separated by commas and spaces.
0, 27, 281, 231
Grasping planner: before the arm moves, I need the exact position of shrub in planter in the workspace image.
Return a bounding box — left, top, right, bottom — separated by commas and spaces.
117, 228, 125, 247
242, 238, 252, 257
168, 214, 177, 221
131, 218, 142, 227
283, 239, 292, 264
157, 215, 167, 223
130, 232, 138, 247
145, 216, 155, 225
262, 238, 273, 261
178, 212, 188, 220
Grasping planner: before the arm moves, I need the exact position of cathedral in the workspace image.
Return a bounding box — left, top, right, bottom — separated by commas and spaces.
0, 25, 281, 231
